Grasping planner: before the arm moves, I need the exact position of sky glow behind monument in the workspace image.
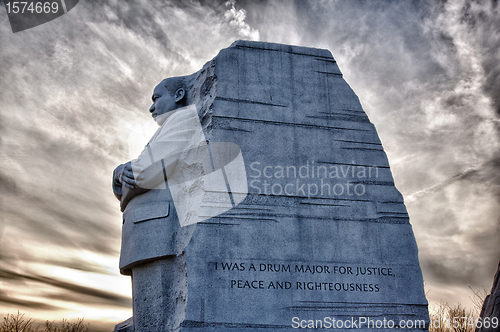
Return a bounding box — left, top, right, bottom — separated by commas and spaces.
0, 0, 499, 331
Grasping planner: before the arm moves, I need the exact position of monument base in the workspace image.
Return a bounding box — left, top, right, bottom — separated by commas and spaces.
113, 317, 133, 332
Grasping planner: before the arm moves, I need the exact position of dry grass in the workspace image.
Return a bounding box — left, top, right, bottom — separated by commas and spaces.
2, 292, 488, 332
0, 312, 89, 332
469, 286, 489, 315
429, 302, 478, 332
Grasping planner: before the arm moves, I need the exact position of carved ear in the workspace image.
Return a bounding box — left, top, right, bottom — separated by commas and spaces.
174, 88, 186, 103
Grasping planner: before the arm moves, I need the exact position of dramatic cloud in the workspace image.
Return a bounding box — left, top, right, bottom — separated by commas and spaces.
0, 267, 130, 307
0, 0, 498, 329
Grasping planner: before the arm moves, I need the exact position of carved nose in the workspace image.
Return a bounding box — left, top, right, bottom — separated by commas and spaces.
149, 104, 155, 113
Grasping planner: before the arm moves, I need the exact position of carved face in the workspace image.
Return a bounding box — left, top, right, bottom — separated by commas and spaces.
149, 81, 184, 125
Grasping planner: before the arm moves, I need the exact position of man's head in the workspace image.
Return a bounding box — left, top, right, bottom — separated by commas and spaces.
149, 76, 187, 125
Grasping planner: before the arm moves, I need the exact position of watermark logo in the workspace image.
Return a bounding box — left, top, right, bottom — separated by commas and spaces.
249, 161, 379, 199
3, 0, 79, 33
129, 104, 248, 227
291, 316, 499, 330
292, 316, 427, 329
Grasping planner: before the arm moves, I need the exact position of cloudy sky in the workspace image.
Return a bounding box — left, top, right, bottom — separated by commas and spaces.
0, 0, 499, 330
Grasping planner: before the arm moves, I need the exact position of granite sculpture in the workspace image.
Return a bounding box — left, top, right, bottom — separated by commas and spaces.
112, 40, 429, 331
112, 77, 202, 332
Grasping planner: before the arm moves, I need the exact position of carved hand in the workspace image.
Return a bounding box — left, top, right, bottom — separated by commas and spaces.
112, 163, 125, 200
121, 162, 137, 189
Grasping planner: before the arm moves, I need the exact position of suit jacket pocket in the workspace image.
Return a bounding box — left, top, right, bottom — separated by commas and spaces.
124, 202, 170, 224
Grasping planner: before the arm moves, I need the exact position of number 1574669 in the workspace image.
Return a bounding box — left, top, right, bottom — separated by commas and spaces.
5, 1, 59, 14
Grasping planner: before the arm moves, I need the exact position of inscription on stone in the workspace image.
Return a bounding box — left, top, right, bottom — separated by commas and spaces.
212, 261, 395, 292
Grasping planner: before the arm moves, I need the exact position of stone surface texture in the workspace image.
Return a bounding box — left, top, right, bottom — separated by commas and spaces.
180, 40, 429, 331
132, 255, 188, 331
477, 261, 500, 332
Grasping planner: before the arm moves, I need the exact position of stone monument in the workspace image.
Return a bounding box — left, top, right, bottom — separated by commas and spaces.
477, 261, 500, 332
113, 40, 429, 331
